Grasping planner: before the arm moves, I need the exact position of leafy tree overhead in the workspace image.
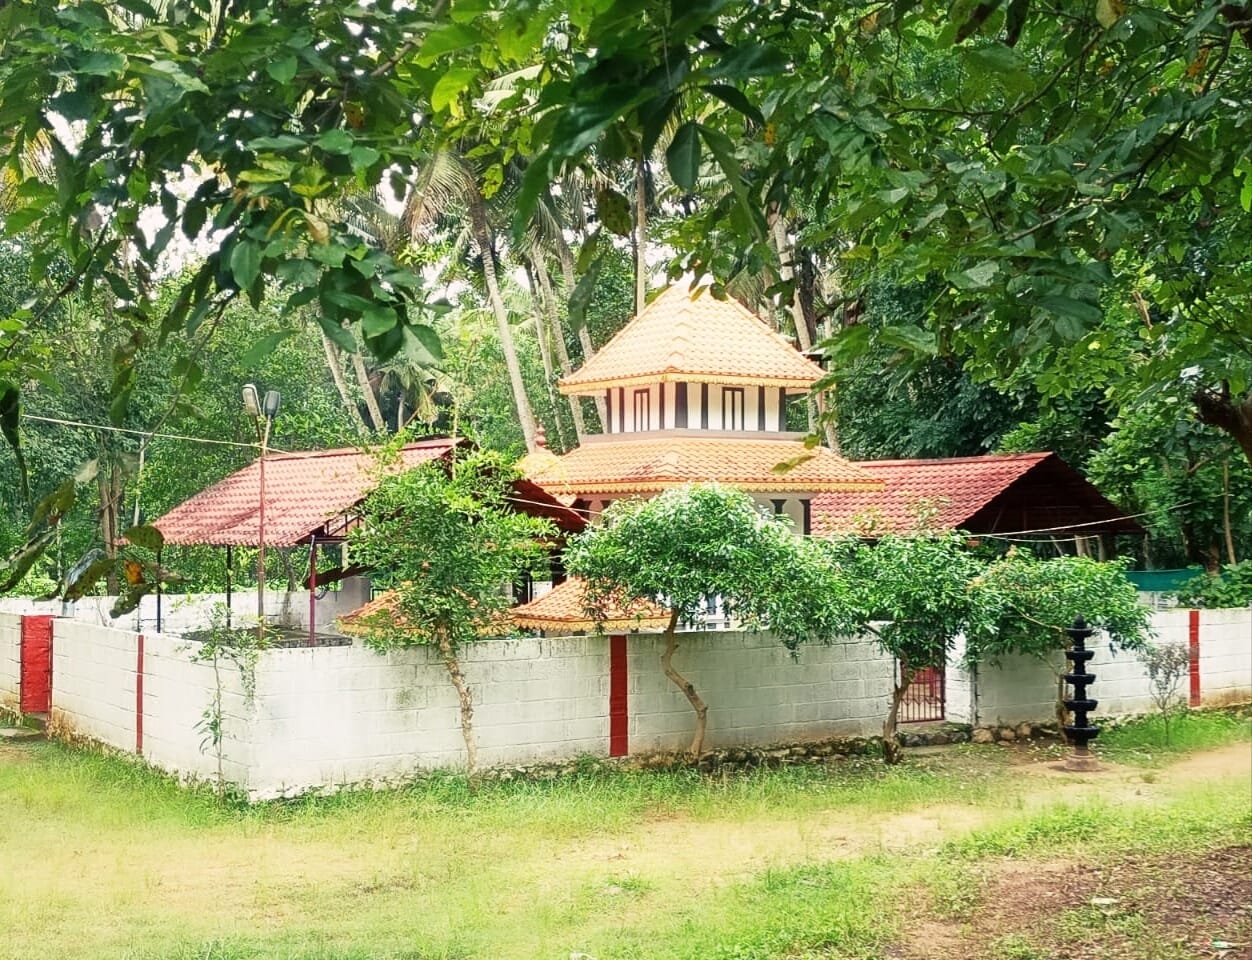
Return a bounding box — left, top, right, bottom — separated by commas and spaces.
565, 484, 860, 758
521, 1, 1252, 464
346, 449, 557, 776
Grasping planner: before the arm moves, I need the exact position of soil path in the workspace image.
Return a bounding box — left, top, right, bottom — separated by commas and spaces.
556, 743, 1252, 885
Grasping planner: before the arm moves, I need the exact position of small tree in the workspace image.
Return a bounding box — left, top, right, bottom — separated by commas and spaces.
566, 484, 855, 758
348, 451, 556, 776
1140, 643, 1192, 745
826, 531, 986, 765
967, 552, 1154, 735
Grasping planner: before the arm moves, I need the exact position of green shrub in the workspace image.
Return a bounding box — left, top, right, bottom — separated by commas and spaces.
1175, 560, 1252, 608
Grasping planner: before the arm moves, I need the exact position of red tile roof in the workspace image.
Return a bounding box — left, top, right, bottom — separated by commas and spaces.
810, 453, 1141, 536
559, 283, 824, 394
338, 588, 513, 640
152, 440, 460, 546
523, 435, 882, 497
510, 577, 671, 633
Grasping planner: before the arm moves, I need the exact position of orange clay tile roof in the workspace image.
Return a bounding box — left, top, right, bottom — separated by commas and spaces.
510, 578, 671, 633
559, 283, 825, 394
810, 452, 1142, 537
522, 435, 882, 496
338, 588, 513, 640
152, 440, 461, 546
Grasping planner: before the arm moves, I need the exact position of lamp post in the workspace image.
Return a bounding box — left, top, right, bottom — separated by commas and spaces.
243, 384, 281, 645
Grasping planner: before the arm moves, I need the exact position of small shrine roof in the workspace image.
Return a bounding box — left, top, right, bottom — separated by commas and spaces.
559, 283, 825, 395
510, 577, 671, 633
523, 434, 882, 497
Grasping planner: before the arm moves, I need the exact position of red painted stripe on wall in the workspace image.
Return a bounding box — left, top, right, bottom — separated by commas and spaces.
1188, 609, 1201, 707
609, 634, 628, 757
136, 633, 145, 755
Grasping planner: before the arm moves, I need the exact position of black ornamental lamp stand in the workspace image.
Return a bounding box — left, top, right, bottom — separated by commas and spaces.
1063, 615, 1101, 772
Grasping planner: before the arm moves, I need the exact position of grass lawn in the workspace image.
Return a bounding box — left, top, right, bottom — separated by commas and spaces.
0, 711, 1248, 960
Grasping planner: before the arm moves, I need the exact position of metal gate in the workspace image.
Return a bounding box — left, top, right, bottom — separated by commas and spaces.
899, 664, 945, 723
19, 614, 53, 714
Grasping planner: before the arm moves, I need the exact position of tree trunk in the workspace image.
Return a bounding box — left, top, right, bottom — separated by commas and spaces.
769, 214, 839, 452
659, 611, 708, 758
319, 329, 370, 437
634, 155, 648, 316
437, 631, 478, 778
468, 188, 538, 451
524, 265, 566, 449
554, 231, 607, 430
351, 350, 385, 434
882, 664, 914, 765
533, 255, 586, 441
1194, 386, 1252, 468
1223, 458, 1237, 564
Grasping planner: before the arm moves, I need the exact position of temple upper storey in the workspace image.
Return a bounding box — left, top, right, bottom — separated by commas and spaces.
558, 283, 824, 437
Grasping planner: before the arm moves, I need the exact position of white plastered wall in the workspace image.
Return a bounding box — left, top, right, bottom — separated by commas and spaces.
0, 612, 21, 712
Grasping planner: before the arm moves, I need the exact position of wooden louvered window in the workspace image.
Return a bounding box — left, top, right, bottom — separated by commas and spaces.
722, 387, 745, 431
632, 388, 651, 431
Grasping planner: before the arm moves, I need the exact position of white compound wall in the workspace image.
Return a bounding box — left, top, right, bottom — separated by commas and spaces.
11, 605, 1250, 800
0, 612, 20, 712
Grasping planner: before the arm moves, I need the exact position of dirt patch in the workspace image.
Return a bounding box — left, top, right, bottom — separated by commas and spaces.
0, 743, 31, 763
891, 845, 1252, 960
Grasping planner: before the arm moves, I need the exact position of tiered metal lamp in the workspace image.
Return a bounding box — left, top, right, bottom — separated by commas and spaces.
1063, 615, 1101, 771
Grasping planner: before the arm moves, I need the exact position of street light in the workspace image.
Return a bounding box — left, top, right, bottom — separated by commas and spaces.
243, 383, 281, 644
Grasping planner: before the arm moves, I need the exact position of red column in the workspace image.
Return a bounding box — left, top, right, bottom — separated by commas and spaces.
1188, 609, 1201, 707
609, 634, 628, 757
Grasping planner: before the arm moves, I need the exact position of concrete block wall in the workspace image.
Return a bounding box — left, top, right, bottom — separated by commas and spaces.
626, 631, 891, 753
956, 607, 1252, 727
246, 634, 611, 797
140, 631, 250, 785
51, 621, 140, 748
1196, 608, 1252, 705
0, 612, 20, 711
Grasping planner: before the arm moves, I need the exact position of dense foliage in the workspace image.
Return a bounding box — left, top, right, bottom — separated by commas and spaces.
1175, 561, 1252, 608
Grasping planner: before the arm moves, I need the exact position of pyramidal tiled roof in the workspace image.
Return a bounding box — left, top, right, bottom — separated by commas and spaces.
523, 435, 881, 497
559, 283, 824, 394
510, 577, 671, 633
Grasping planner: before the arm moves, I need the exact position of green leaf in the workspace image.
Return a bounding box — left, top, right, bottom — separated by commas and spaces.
706, 43, 787, 81
122, 524, 165, 553
431, 67, 477, 113
229, 238, 262, 291
702, 84, 764, 125
0, 528, 56, 593
349, 145, 381, 172
878, 325, 939, 356
240, 330, 296, 369
595, 187, 633, 237
569, 255, 605, 331
78, 52, 126, 76
315, 129, 354, 154
666, 121, 702, 192
406, 324, 444, 364
267, 55, 298, 84
417, 23, 483, 65
361, 305, 398, 337
246, 134, 307, 152
1037, 295, 1103, 330
951, 261, 999, 289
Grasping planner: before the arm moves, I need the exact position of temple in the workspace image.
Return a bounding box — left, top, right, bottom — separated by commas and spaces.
520, 282, 883, 534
